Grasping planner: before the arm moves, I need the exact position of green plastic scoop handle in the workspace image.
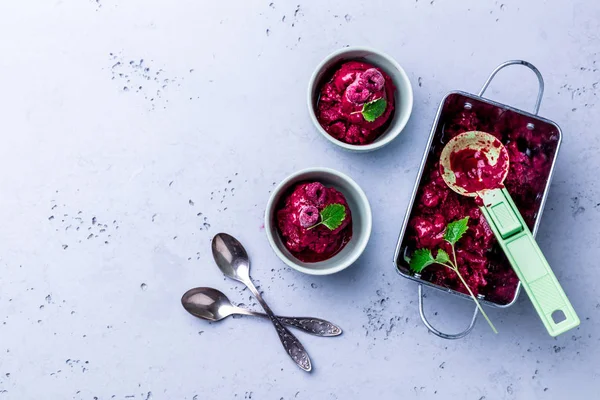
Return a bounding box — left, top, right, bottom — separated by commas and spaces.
440, 131, 580, 337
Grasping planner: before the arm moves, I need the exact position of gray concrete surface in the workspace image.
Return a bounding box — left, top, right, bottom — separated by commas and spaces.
0, 0, 599, 398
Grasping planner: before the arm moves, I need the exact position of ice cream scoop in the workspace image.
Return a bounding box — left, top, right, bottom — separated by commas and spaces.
440, 131, 509, 197
440, 131, 579, 337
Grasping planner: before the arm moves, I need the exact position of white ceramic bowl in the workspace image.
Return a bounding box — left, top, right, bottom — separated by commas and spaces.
265, 168, 372, 275
307, 46, 414, 152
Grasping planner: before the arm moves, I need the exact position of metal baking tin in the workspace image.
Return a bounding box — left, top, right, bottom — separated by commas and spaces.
393, 60, 563, 339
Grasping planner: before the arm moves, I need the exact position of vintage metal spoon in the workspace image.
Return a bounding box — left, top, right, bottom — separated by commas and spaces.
181, 287, 342, 336
211, 233, 312, 372
440, 130, 579, 336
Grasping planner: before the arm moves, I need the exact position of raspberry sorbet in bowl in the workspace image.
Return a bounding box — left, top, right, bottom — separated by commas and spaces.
265, 168, 372, 275
317, 61, 396, 145
308, 47, 413, 152
276, 182, 353, 263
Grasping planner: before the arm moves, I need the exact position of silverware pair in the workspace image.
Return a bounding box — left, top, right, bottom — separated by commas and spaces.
181, 233, 342, 372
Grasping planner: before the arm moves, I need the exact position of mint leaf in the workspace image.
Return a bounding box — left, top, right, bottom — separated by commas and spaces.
443, 217, 469, 245
435, 249, 450, 264
320, 203, 346, 230
411, 216, 498, 334
409, 248, 435, 273
308, 204, 346, 230
361, 98, 387, 122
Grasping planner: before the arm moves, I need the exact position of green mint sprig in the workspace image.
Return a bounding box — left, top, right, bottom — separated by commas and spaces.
409, 217, 498, 334
308, 204, 346, 230
444, 216, 469, 244
351, 98, 387, 122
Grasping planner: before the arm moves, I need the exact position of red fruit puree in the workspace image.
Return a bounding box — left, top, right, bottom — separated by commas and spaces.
405, 96, 559, 304
277, 182, 352, 263
448, 146, 509, 193
317, 61, 396, 145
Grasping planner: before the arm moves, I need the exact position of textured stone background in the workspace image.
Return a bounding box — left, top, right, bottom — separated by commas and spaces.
0, 0, 598, 398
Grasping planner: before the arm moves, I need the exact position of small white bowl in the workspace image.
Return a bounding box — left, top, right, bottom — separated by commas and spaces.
307, 46, 414, 152
264, 168, 372, 275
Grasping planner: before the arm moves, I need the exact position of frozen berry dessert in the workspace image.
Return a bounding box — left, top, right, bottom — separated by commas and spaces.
276, 182, 352, 263
316, 61, 396, 145
403, 95, 559, 305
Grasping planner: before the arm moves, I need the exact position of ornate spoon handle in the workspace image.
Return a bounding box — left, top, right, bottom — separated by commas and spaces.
266, 314, 312, 371
245, 280, 312, 372
277, 317, 342, 337
239, 308, 342, 336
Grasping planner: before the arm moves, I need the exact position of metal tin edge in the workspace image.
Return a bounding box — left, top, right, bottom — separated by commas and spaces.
393, 90, 563, 309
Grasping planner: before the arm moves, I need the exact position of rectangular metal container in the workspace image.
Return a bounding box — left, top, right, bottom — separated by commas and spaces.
393, 61, 563, 338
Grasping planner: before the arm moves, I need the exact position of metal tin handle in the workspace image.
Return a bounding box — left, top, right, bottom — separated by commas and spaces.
478, 60, 545, 115
418, 285, 479, 340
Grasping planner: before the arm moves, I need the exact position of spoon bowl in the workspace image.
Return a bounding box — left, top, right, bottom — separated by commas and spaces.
439, 130, 509, 197
211, 233, 251, 283
181, 287, 235, 322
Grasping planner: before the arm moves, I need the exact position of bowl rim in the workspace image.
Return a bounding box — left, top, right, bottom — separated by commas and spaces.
264, 167, 373, 275
307, 46, 414, 152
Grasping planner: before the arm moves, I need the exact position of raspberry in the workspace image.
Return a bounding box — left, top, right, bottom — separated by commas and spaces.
359, 68, 385, 92
298, 205, 320, 228
305, 182, 327, 206
345, 82, 371, 104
